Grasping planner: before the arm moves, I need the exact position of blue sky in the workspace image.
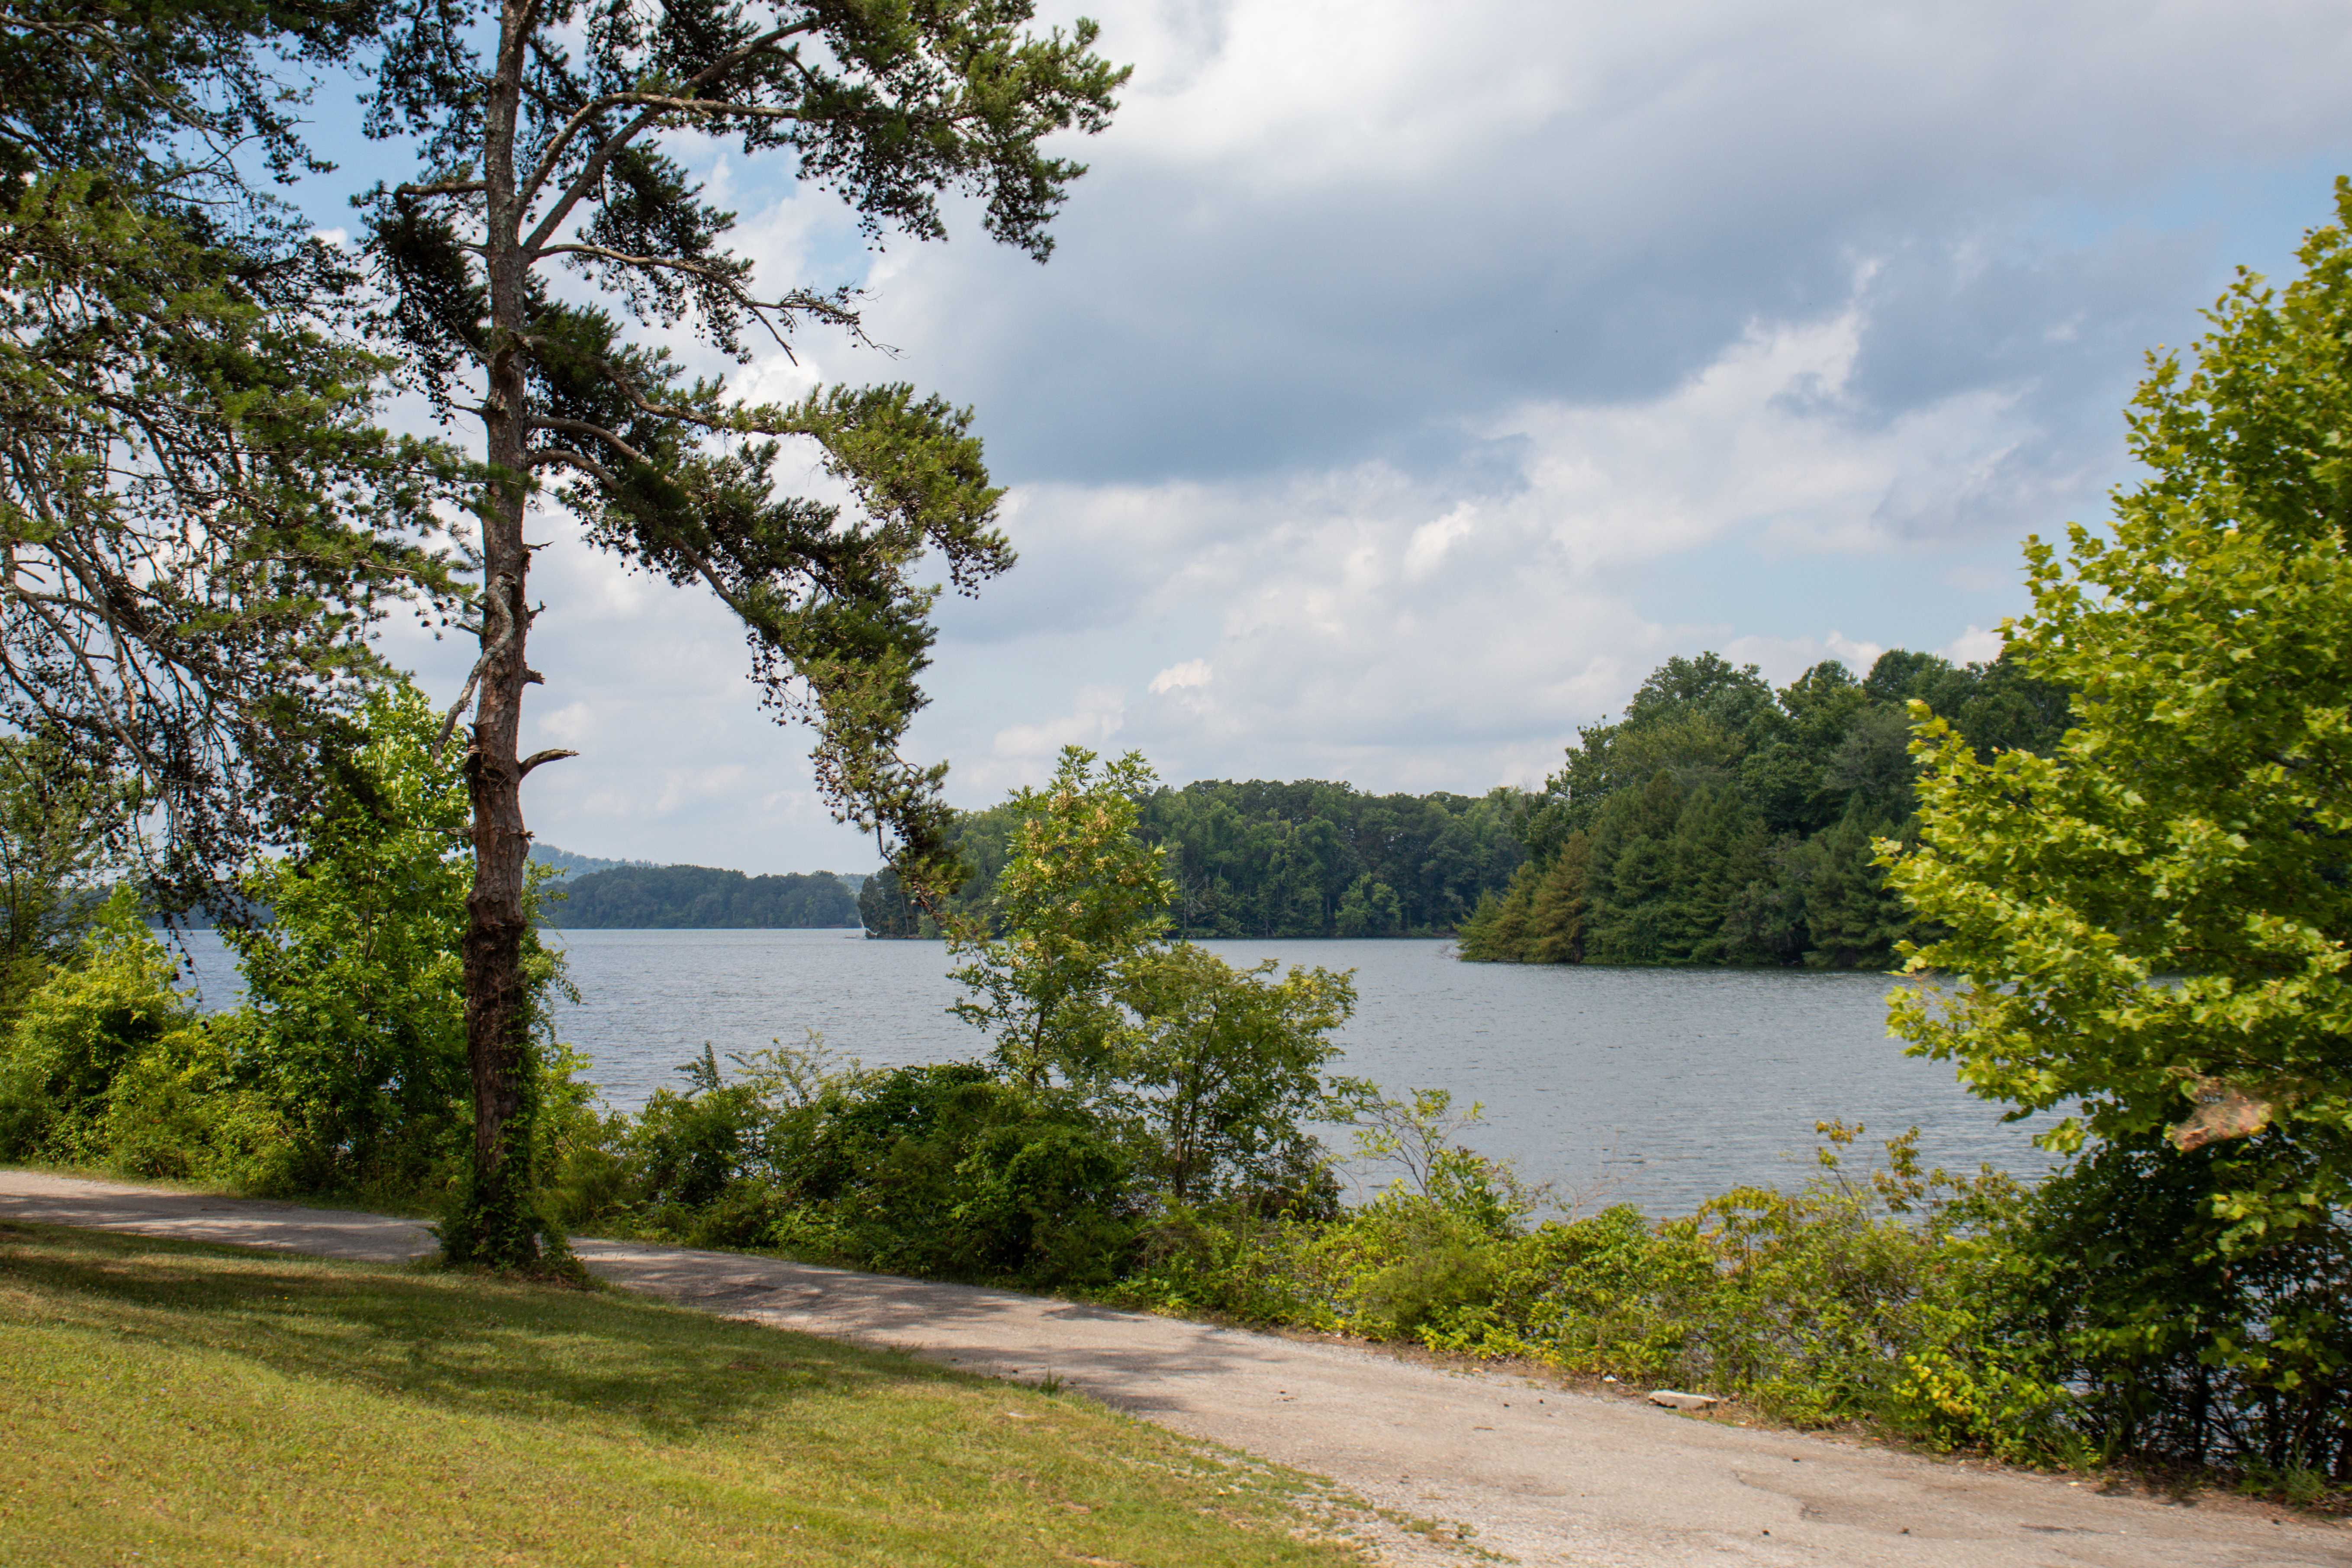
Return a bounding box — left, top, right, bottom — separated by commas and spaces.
298, 0, 2352, 873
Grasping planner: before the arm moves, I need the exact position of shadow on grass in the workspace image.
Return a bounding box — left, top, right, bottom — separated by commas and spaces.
0, 1220, 960, 1442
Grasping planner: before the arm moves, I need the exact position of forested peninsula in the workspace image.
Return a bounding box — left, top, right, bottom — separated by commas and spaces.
1459, 649, 2067, 968
859, 779, 1526, 939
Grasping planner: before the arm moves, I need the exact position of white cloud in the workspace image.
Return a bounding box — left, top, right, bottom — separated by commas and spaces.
1826, 631, 1888, 671
1492, 308, 2050, 569
909, 291, 2069, 794
1716, 634, 1869, 687
537, 702, 596, 744
1148, 658, 1212, 694
654, 764, 747, 816
977, 685, 1129, 787
1942, 624, 2008, 664
345, 0, 2352, 869
1402, 505, 1478, 582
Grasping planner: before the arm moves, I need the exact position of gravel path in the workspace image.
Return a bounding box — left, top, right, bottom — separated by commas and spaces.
3, 1169, 2345, 1568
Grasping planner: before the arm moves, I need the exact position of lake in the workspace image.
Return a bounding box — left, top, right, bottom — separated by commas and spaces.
168, 928, 2049, 1216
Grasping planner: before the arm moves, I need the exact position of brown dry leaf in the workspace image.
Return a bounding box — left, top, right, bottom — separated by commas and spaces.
2168, 1079, 2277, 1152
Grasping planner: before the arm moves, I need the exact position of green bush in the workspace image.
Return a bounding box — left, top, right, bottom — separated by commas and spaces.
786, 1064, 1144, 1285
0, 896, 289, 1187
1319, 1193, 1500, 1337
1999, 1133, 2352, 1475
548, 1050, 1148, 1288
1114, 1205, 1330, 1323
1418, 1203, 1713, 1383
1403, 1127, 2065, 1442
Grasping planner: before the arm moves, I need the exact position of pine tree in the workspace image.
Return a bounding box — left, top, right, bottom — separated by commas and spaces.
363, 0, 1127, 1264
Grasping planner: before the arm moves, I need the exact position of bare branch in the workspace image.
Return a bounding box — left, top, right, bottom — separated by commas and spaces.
522, 22, 815, 253
519, 747, 577, 778
533, 447, 620, 489
395, 178, 488, 200
519, 93, 798, 208
528, 415, 651, 466
434, 573, 516, 758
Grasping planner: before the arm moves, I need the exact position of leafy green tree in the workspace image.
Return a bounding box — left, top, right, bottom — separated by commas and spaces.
855, 865, 923, 939
226, 681, 571, 1216
1334, 875, 1403, 937
950, 748, 1361, 1206
950, 748, 1172, 1090
1740, 661, 1870, 835
1463, 645, 2062, 968
1581, 772, 1688, 963
1888, 180, 2352, 1262
1792, 816, 1907, 969
1116, 943, 1354, 1205
359, 0, 1127, 1263
1089, 779, 1522, 938
1529, 653, 1772, 852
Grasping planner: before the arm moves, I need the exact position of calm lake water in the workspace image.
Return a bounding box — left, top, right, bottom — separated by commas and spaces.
168, 928, 2049, 1216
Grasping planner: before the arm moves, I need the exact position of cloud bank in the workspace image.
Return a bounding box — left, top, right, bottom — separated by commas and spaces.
377, 0, 2352, 869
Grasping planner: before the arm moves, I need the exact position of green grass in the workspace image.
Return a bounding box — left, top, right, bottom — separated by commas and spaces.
0, 1222, 1371, 1567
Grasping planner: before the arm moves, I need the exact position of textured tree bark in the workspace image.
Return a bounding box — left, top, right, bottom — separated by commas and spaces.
452, 0, 543, 1264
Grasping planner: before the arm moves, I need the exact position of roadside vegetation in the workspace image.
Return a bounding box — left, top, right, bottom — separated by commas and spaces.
0, 1221, 1368, 1567
3, 0, 2350, 1520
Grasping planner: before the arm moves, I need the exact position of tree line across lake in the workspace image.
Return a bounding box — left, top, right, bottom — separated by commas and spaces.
851, 647, 2065, 967
536, 857, 862, 930
615, 643, 2065, 964
864, 779, 1527, 940
1458, 648, 2070, 968
570, 781, 1530, 938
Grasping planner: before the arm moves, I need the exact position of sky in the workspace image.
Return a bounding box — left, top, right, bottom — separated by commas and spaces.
305, 0, 2352, 874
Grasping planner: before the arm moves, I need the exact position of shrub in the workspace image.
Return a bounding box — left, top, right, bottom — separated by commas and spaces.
1114, 1205, 1331, 1324
1316, 1192, 1501, 1337
550, 1048, 1148, 1288
2001, 1133, 2352, 1475
0, 895, 290, 1186
1283, 1122, 2072, 1449
786, 1063, 1142, 1285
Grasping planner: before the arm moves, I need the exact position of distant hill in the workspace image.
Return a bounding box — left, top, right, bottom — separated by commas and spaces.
529, 844, 652, 877
531, 844, 868, 891
541, 863, 860, 929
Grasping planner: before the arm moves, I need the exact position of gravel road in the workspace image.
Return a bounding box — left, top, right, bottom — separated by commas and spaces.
3, 1169, 2344, 1568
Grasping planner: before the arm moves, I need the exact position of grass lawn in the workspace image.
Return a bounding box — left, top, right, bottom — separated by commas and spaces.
0, 1221, 1372, 1566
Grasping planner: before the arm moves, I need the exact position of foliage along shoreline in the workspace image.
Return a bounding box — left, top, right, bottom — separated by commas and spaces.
541, 863, 862, 930
1458, 649, 2068, 969
860, 778, 1525, 940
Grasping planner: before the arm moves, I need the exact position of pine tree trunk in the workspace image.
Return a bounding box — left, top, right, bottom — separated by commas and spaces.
448, 0, 544, 1265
